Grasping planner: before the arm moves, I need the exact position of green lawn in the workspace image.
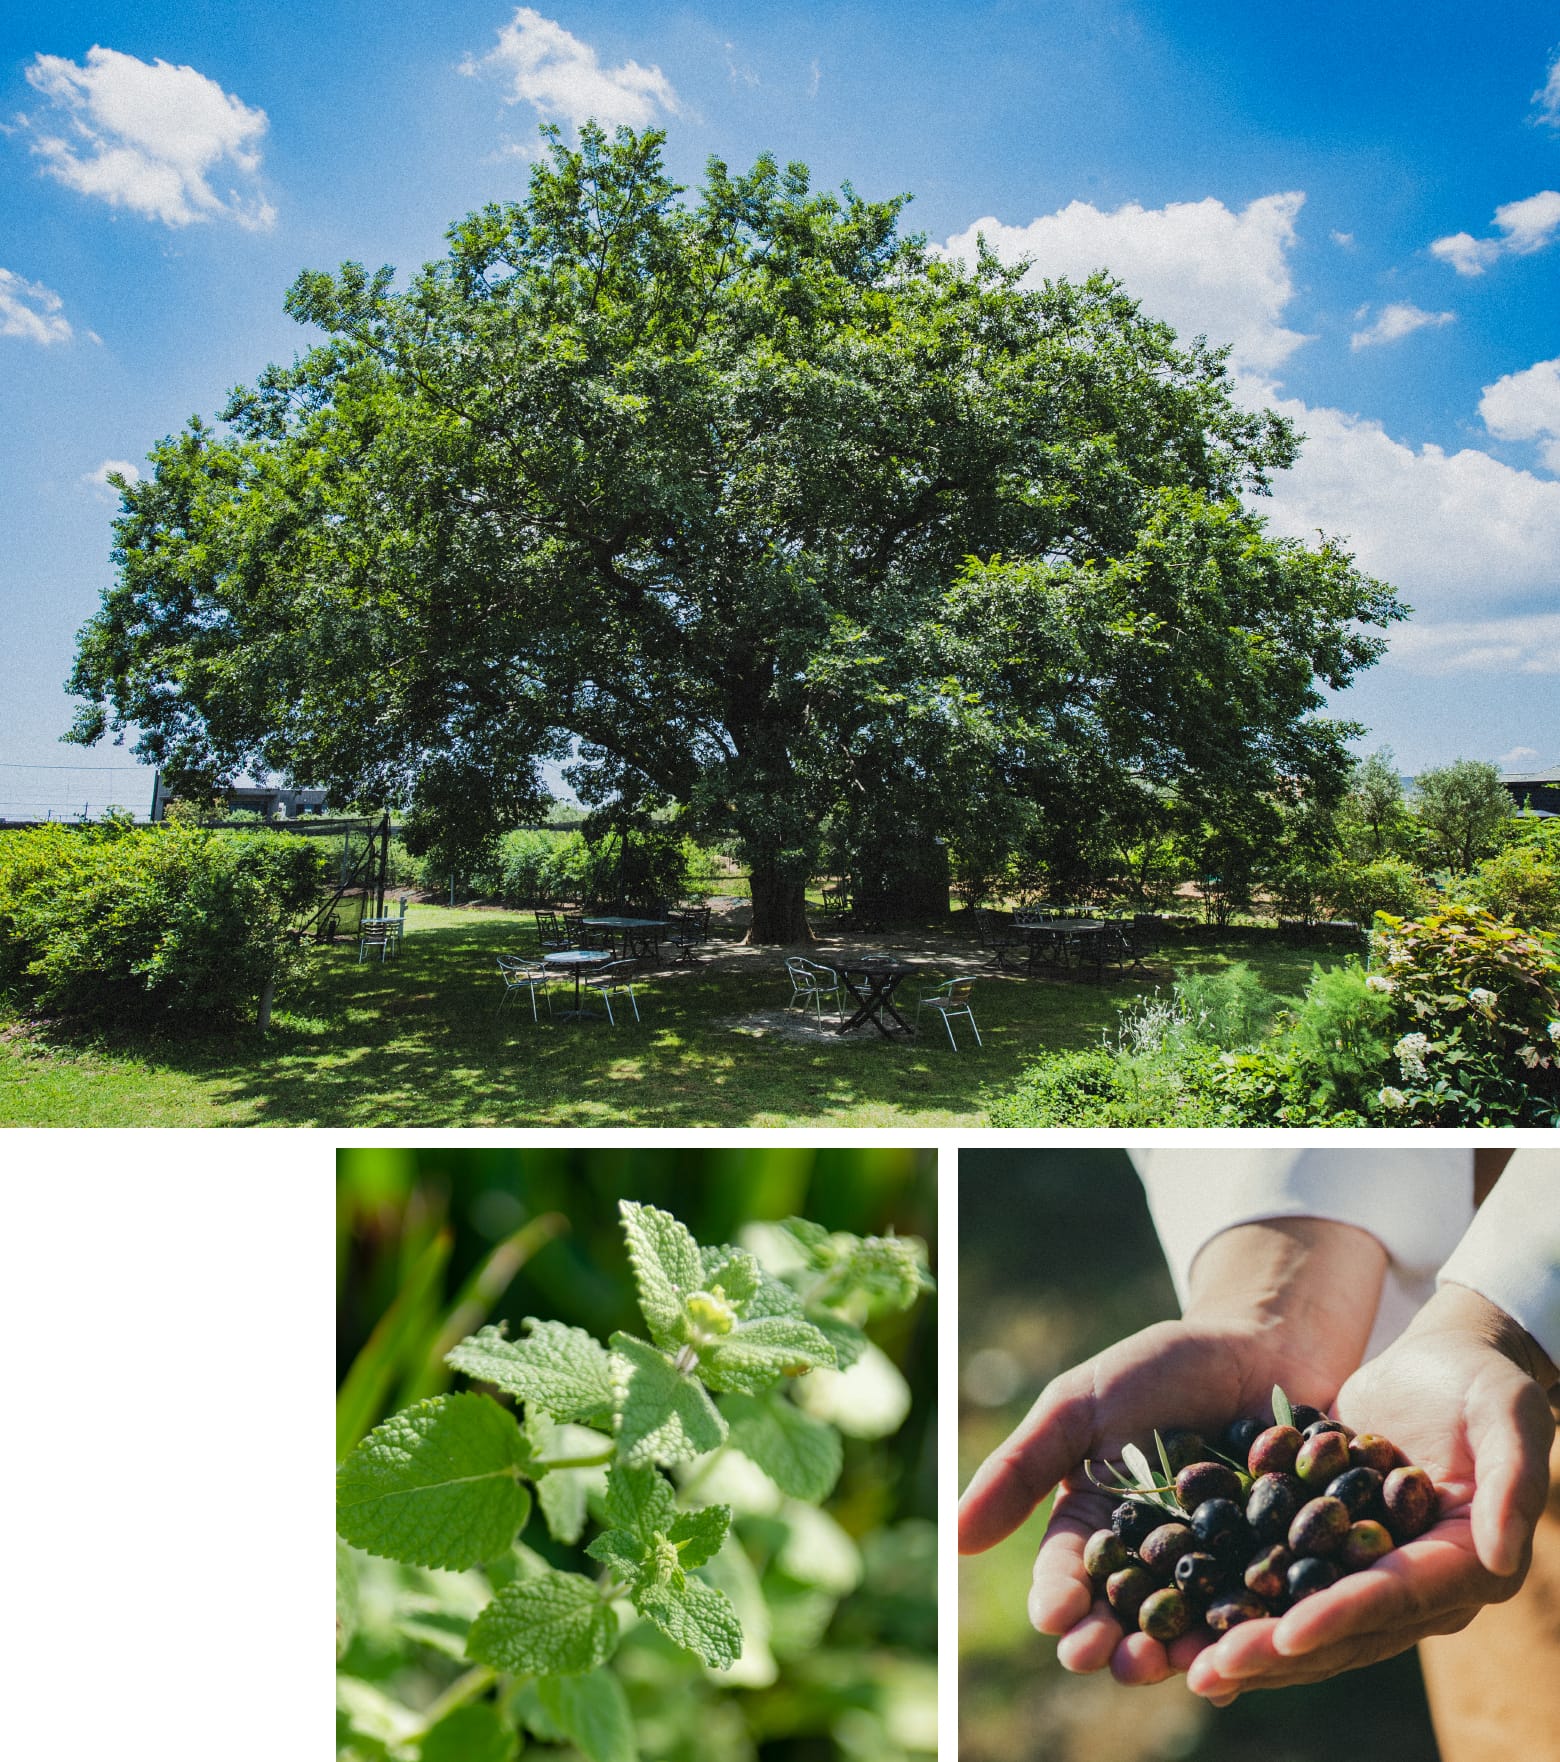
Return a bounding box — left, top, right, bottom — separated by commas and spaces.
0, 905, 1328, 1127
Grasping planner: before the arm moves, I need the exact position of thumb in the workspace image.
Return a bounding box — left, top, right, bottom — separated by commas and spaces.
1466, 1366, 1554, 1578
958, 1364, 1096, 1554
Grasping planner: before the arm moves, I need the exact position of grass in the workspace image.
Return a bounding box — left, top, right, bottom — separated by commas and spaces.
0, 904, 1329, 1128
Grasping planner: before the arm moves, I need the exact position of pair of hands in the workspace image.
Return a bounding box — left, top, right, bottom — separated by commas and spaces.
958, 1269, 1556, 1702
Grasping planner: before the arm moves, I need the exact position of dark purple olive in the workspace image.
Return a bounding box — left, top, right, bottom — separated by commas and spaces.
1286, 1555, 1340, 1601
1140, 1523, 1199, 1578
1175, 1460, 1243, 1513
1205, 1591, 1271, 1631
1340, 1520, 1395, 1570
1161, 1430, 1209, 1475
1173, 1550, 1227, 1602
1111, 1498, 1164, 1551
1288, 1495, 1351, 1558
1106, 1565, 1157, 1624
1245, 1472, 1301, 1545
1302, 1417, 1355, 1443
1295, 1430, 1351, 1488
1349, 1434, 1400, 1476
1243, 1543, 1292, 1602
1084, 1529, 1131, 1582
1138, 1586, 1191, 1641
1325, 1465, 1384, 1519
1191, 1497, 1249, 1555
1383, 1466, 1438, 1541
1223, 1416, 1264, 1460
1289, 1403, 1325, 1432
1248, 1425, 1302, 1478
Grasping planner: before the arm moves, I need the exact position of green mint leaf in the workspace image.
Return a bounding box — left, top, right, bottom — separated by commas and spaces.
722, 1391, 844, 1502
536, 1671, 638, 1762
336, 1539, 359, 1662
336, 1394, 531, 1570
780, 1217, 832, 1254
698, 1244, 762, 1309
584, 1527, 646, 1578
446, 1320, 614, 1423
1272, 1385, 1295, 1430
611, 1332, 728, 1464
698, 1315, 837, 1395
620, 1201, 703, 1348
634, 1573, 743, 1669
420, 1702, 518, 1762
467, 1566, 619, 1676
806, 1312, 868, 1371
604, 1462, 677, 1542
668, 1503, 732, 1570
525, 1409, 609, 1545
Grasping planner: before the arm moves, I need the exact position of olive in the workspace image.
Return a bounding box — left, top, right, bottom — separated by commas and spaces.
1084, 1529, 1131, 1582
1301, 1417, 1355, 1443
1191, 1497, 1249, 1556
1205, 1591, 1270, 1631
1295, 1430, 1352, 1488
1340, 1520, 1395, 1570
1161, 1429, 1210, 1474
1138, 1586, 1191, 1641
1246, 1472, 1301, 1545
1348, 1433, 1400, 1477
1286, 1555, 1340, 1601
1175, 1460, 1243, 1513
1383, 1466, 1439, 1542
1247, 1425, 1302, 1479
1140, 1522, 1199, 1578
1173, 1550, 1227, 1603
1111, 1498, 1164, 1551
1290, 1403, 1325, 1432
1243, 1543, 1292, 1602
1288, 1495, 1351, 1558
1325, 1465, 1384, 1520
1106, 1565, 1157, 1625
1223, 1416, 1264, 1460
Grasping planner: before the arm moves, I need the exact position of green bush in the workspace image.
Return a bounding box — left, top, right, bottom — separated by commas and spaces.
1326, 855, 1430, 928
1266, 961, 1399, 1121
1454, 843, 1560, 931
0, 820, 329, 1028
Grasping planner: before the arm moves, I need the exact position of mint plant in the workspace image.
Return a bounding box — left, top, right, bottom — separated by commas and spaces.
336, 1201, 933, 1762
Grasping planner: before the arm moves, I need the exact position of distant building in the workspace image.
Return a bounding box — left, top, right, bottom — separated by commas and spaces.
149, 772, 332, 821
1499, 770, 1560, 816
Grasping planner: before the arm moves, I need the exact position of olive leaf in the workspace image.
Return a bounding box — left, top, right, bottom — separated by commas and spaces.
1121, 1442, 1159, 1491
1271, 1385, 1295, 1430
1153, 1430, 1175, 1486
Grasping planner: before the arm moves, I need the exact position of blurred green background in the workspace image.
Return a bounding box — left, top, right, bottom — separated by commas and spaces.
338, 1144, 937, 1762
958, 1148, 1439, 1762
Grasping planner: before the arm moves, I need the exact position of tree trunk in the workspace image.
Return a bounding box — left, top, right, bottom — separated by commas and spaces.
747, 862, 811, 944
257, 972, 277, 1035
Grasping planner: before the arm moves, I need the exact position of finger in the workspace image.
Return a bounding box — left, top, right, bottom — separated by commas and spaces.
1110, 1629, 1174, 1686
1270, 1526, 1477, 1658
1054, 1600, 1131, 1673
1028, 1498, 1106, 1634
1190, 1607, 1482, 1695
1466, 1370, 1555, 1577
958, 1365, 1096, 1553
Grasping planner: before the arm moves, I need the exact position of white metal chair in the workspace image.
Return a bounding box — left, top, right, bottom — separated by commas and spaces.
785, 956, 842, 1024
915, 977, 982, 1049
497, 955, 553, 1021
583, 958, 641, 1025
358, 924, 394, 963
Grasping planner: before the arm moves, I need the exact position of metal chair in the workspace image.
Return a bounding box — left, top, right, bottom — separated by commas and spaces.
973, 907, 1024, 971
915, 977, 982, 1049
358, 924, 394, 963
534, 910, 571, 953
667, 904, 713, 963
785, 956, 842, 1024
583, 958, 641, 1025
497, 955, 553, 1021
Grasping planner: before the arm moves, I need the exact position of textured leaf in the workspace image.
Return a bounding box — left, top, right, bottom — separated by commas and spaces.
699, 1538, 775, 1686
669, 1503, 732, 1569
620, 1201, 702, 1347
612, 1333, 728, 1464
420, 1701, 517, 1762
723, 1391, 843, 1501
336, 1539, 359, 1662
584, 1527, 646, 1577
336, 1394, 531, 1569
467, 1567, 619, 1675
635, 1573, 743, 1668
536, 1670, 637, 1762
697, 1244, 761, 1309
446, 1320, 614, 1422
699, 1315, 837, 1395
807, 1312, 868, 1370
528, 1415, 609, 1546
603, 1462, 676, 1542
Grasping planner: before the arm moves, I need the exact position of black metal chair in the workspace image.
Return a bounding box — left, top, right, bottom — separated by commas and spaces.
973, 907, 1024, 971
667, 904, 713, 963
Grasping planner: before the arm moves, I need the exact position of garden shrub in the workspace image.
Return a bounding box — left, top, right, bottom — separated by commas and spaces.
0, 820, 329, 1028
1325, 855, 1429, 928
1454, 842, 1560, 931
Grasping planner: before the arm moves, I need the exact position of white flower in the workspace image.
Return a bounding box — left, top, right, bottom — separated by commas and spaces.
1548, 1021, 1560, 1044
1365, 974, 1394, 993
1378, 1086, 1409, 1110
1393, 1031, 1430, 1078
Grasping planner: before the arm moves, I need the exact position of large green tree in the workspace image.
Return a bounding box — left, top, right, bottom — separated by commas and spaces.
67, 125, 1403, 940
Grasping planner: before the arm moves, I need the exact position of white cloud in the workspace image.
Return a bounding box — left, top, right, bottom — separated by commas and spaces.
1479, 355, 1560, 472
1382, 613, 1560, 676
808, 59, 822, 98
0, 267, 72, 344
83, 458, 141, 497
1536, 51, 1560, 125
1500, 745, 1541, 766
1350, 302, 1455, 350
1430, 189, 1560, 275
1330, 229, 1355, 248
462, 8, 680, 131
724, 42, 759, 89
21, 45, 273, 230
940, 191, 1312, 373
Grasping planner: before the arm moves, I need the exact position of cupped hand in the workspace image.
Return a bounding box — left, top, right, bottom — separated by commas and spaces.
1186, 1296, 1556, 1704
959, 1316, 1340, 1686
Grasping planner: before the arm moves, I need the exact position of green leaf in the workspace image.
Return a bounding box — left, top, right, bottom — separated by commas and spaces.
585, 1527, 646, 1577
1272, 1384, 1295, 1430
446, 1320, 614, 1422
603, 1462, 677, 1542
635, 1573, 743, 1669
722, 1391, 843, 1501
697, 1244, 761, 1309
611, 1333, 728, 1464
336, 1538, 359, 1662
1153, 1430, 1175, 1487
620, 1201, 702, 1347
336, 1394, 532, 1569
806, 1312, 868, 1370
699, 1314, 837, 1395
420, 1702, 518, 1762
336, 1229, 452, 1462
669, 1503, 732, 1570
527, 1410, 608, 1545
536, 1670, 637, 1762
467, 1566, 619, 1675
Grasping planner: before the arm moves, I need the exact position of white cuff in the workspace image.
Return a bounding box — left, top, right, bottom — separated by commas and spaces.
1436, 1151, 1560, 1371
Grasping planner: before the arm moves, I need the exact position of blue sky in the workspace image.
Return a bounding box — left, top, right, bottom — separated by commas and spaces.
3, 0, 1558, 818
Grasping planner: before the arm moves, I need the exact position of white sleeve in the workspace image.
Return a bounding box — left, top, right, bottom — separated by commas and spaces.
1436, 1149, 1560, 1370
1131, 1148, 1475, 1356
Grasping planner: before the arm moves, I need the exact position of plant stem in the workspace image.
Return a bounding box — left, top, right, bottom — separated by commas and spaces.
414, 1665, 496, 1735
535, 1447, 616, 1471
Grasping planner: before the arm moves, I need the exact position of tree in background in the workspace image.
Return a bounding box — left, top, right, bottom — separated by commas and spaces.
1411, 760, 1514, 873
1339, 747, 1414, 859
66, 126, 1401, 940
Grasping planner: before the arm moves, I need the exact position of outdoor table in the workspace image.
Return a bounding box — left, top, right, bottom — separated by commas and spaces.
543, 947, 616, 1018
1014, 918, 1109, 975
582, 916, 669, 961
834, 956, 919, 1039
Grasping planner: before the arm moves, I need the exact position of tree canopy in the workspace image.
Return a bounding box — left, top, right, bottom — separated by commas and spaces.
68, 124, 1404, 938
